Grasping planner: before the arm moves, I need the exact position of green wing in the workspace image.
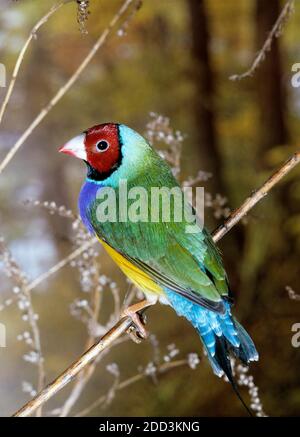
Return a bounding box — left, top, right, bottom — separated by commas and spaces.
88, 152, 230, 314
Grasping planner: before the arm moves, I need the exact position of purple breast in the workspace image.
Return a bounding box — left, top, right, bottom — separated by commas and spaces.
78, 180, 103, 234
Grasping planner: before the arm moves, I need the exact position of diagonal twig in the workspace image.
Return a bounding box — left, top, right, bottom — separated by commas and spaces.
230, 0, 295, 81
25, 237, 98, 293
11, 150, 300, 417
75, 358, 188, 417
0, 0, 136, 176
12, 318, 133, 417
58, 256, 103, 417
0, 237, 45, 417
0, 1, 71, 126
212, 152, 300, 241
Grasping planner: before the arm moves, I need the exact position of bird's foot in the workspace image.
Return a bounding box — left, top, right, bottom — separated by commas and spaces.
125, 314, 147, 344
121, 300, 152, 343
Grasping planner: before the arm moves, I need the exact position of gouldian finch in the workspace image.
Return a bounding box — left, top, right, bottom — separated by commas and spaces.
60, 123, 258, 412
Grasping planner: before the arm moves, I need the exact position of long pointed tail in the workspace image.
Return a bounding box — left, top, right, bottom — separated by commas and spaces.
214, 335, 254, 416
166, 291, 258, 415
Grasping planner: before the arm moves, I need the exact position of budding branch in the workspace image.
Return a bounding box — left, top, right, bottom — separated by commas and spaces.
12, 151, 300, 417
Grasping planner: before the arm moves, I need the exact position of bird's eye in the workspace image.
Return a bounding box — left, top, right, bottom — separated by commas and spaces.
96, 140, 109, 152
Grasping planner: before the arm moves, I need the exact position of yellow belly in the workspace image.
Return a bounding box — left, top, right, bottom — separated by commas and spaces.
100, 239, 164, 296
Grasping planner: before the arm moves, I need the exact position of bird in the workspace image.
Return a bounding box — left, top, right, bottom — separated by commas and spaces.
59, 122, 258, 413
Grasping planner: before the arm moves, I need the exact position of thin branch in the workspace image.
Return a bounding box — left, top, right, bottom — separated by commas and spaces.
25, 237, 98, 293
212, 152, 300, 242
12, 318, 133, 417
0, 234, 96, 312
11, 150, 300, 417
23, 286, 45, 418
285, 285, 300, 301
0, 0, 136, 176
0, 1, 70, 126
59, 281, 133, 416
75, 359, 188, 417
58, 257, 102, 417
229, 0, 294, 81
0, 237, 45, 416
58, 363, 95, 417
57, 336, 128, 417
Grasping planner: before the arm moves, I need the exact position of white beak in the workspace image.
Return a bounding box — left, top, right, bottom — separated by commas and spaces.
59, 133, 87, 160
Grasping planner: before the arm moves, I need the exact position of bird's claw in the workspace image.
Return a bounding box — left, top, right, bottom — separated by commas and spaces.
123, 310, 148, 343
126, 325, 143, 344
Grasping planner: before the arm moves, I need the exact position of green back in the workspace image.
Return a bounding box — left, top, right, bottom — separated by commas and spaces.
88, 146, 229, 310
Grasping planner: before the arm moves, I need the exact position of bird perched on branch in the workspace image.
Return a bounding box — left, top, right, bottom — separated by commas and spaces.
60, 123, 258, 414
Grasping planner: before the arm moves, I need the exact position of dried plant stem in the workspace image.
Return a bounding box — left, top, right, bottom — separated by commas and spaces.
59, 281, 133, 416
12, 150, 300, 417
0, 238, 46, 417
230, 0, 294, 81
13, 318, 133, 417
212, 152, 300, 242
25, 237, 98, 293
23, 286, 46, 418
58, 260, 102, 417
75, 359, 188, 417
58, 337, 128, 417
0, 1, 70, 126
58, 362, 95, 417
0, 0, 135, 176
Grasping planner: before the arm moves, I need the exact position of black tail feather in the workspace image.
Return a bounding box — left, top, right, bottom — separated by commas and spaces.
215, 337, 253, 417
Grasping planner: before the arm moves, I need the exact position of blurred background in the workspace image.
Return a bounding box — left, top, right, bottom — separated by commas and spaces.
0, 0, 300, 417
